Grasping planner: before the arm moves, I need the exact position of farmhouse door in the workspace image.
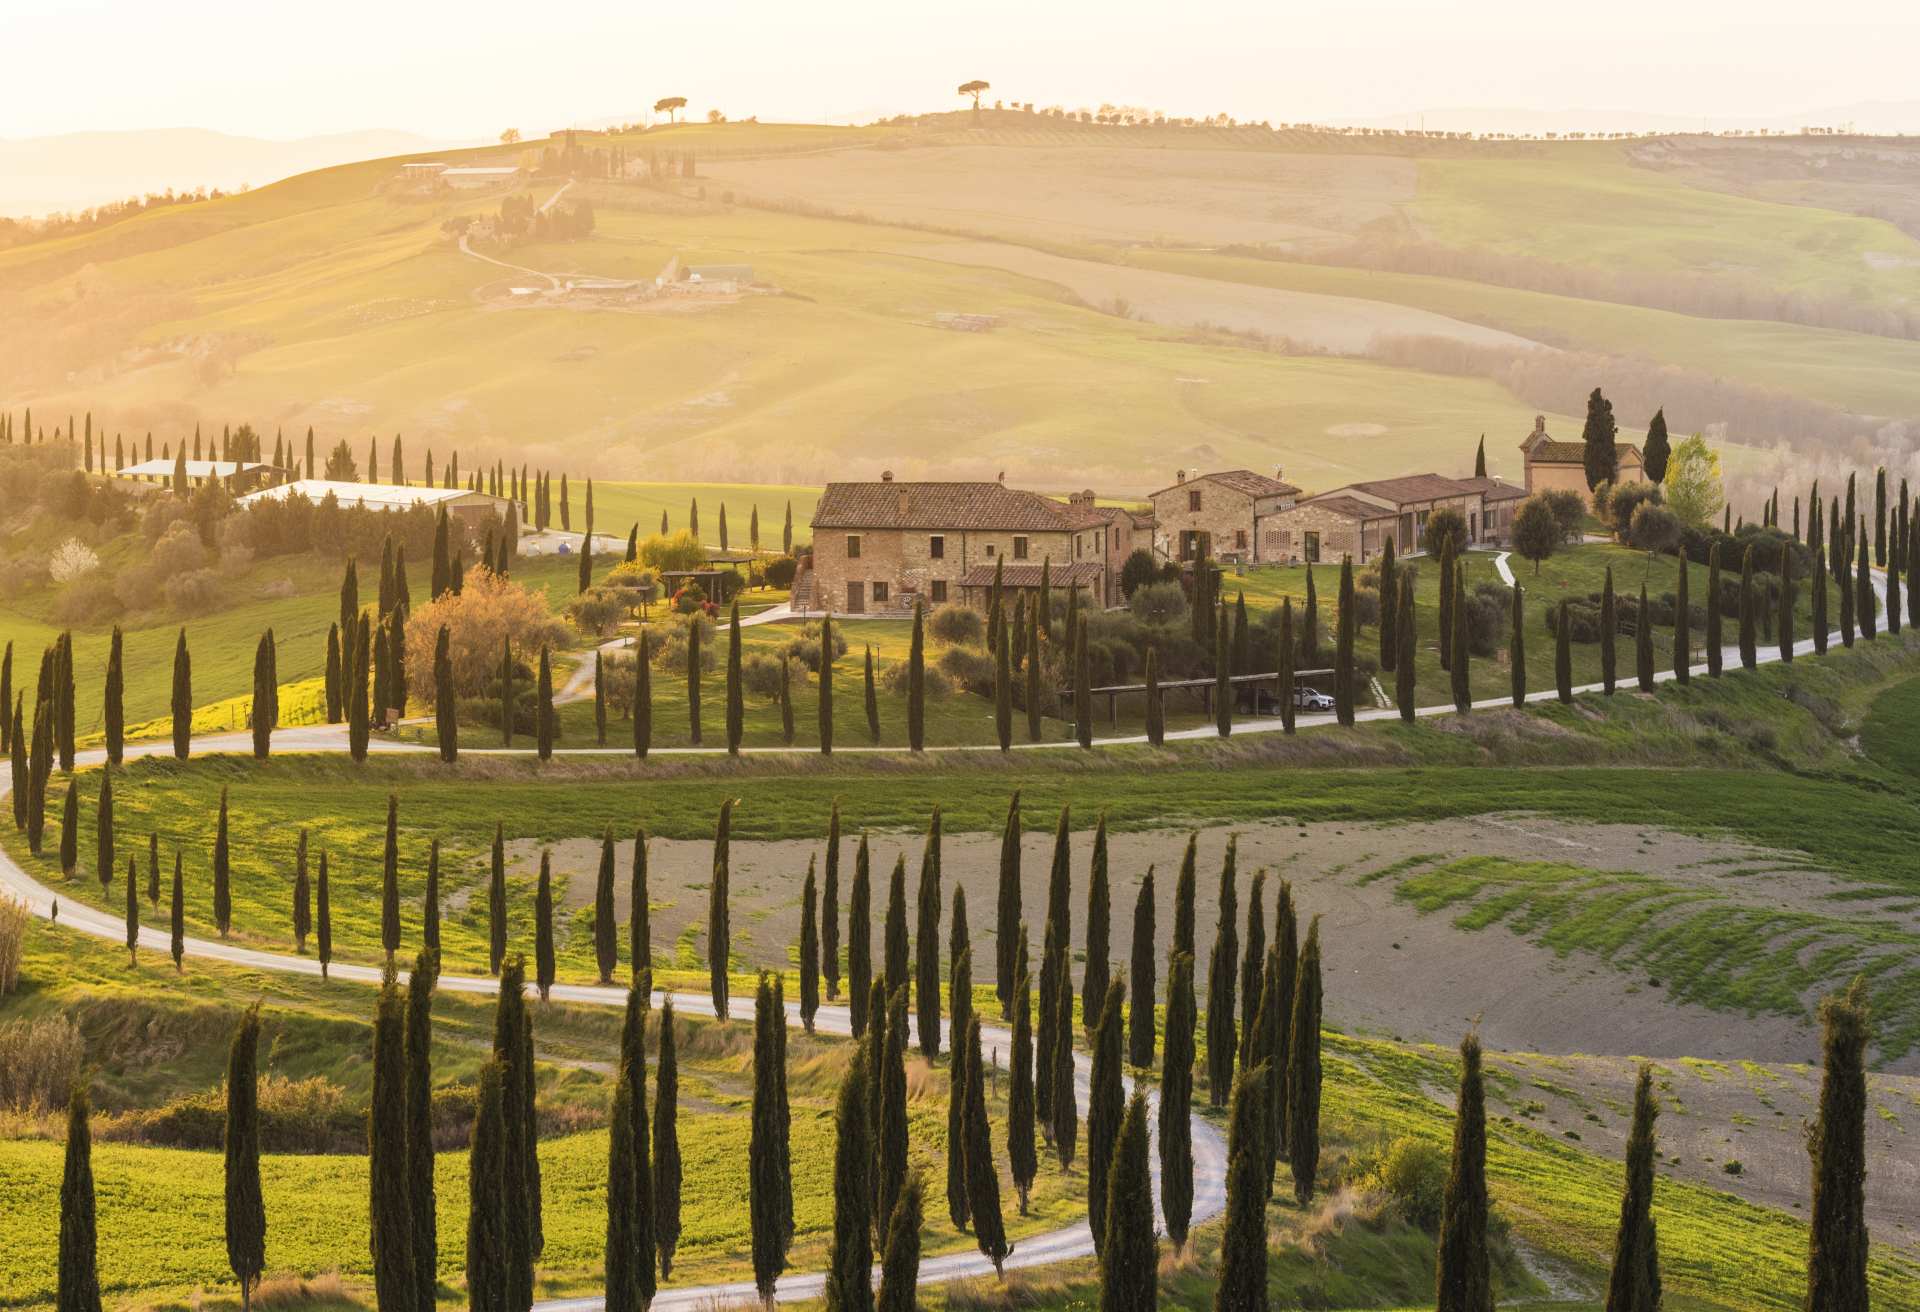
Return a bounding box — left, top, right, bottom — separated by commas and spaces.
846, 581, 866, 614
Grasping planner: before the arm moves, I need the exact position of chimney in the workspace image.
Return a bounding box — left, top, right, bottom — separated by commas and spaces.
1274, 465, 1284, 484
880, 469, 894, 482
1070, 488, 1095, 507
1176, 469, 1186, 484
1532, 415, 1546, 437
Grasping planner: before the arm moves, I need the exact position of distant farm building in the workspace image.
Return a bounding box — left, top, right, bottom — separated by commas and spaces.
685, 264, 754, 286
116, 459, 290, 495
1520, 414, 1642, 511
236, 479, 513, 528
441, 166, 522, 189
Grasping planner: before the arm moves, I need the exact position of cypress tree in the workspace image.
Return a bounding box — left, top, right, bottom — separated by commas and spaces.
314, 852, 330, 979
876, 1175, 924, 1312
1450, 560, 1471, 712
172, 628, 192, 760
58, 778, 77, 876
1213, 615, 1231, 737
536, 647, 554, 760
1813, 545, 1830, 655
1143, 643, 1164, 745
1436, 543, 1453, 672
58, 1080, 103, 1312
6, 696, 20, 832
1285, 917, 1323, 1205
1885, 534, 1900, 639
849, 835, 873, 1037
95, 768, 114, 890
1840, 533, 1857, 647
633, 630, 652, 759
212, 787, 232, 937
800, 859, 820, 1032
1435, 1033, 1490, 1312
1379, 537, 1398, 671
1635, 584, 1655, 691
908, 599, 926, 751
1075, 616, 1095, 748
467, 1060, 509, 1312
1780, 545, 1797, 662
1707, 544, 1725, 675
293, 831, 311, 951
945, 946, 971, 1231
103, 629, 122, 766
432, 509, 451, 598
1857, 523, 1875, 641
57, 634, 75, 771
490, 962, 532, 1305
1051, 958, 1076, 1165
169, 850, 186, 971
818, 614, 835, 755
501, 639, 515, 749
709, 799, 733, 1017
884, 852, 910, 1008
1876, 468, 1887, 565
435, 626, 457, 762
1253, 948, 1285, 1193
823, 1049, 874, 1312
688, 618, 703, 746
370, 978, 418, 1312
122, 854, 138, 967
1086, 978, 1126, 1255
405, 957, 437, 1312
864, 644, 880, 744
595, 652, 608, 745
1509, 584, 1526, 707
488, 825, 507, 975
994, 603, 1012, 751
1605, 1064, 1663, 1312
0, 642, 10, 757
1128, 869, 1157, 1066
949, 886, 972, 1065
595, 826, 619, 984
1237, 869, 1267, 1069
1739, 545, 1760, 669
914, 809, 944, 1058
1008, 964, 1038, 1212
1100, 1091, 1156, 1312
423, 840, 441, 966
381, 793, 400, 962
1084, 816, 1111, 1035
1214, 1062, 1270, 1312
349, 619, 371, 762
1804, 979, 1871, 1312
653, 997, 682, 1281
1205, 839, 1239, 1107
1675, 555, 1692, 683
535, 852, 556, 1001
630, 828, 653, 999
750, 976, 788, 1306
1023, 601, 1043, 742
962, 1016, 1011, 1275
1396, 579, 1416, 721
1335, 554, 1356, 725
878, 984, 911, 1230
822, 807, 842, 1001
994, 792, 1022, 1014
726, 601, 744, 754
1909, 501, 1920, 628
1271, 881, 1298, 1157
1600, 566, 1618, 693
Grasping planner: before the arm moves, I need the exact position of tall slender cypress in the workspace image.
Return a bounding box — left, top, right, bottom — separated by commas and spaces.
1739, 546, 1759, 668
1100, 1091, 1157, 1312
1205, 839, 1239, 1107
292, 831, 311, 952
750, 975, 788, 1305
103, 629, 123, 766
212, 787, 232, 938
251, 630, 277, 759
1435, 1033, 1490, 1312
405, 958, 437, 1312
1272, 881, 1298, 1157
536, 647, 554, 760
1084, 815, 1111, 1035
223, 1005, 266, 1312
1605, 1064, 1663, 1312
370, 979, 418, 1312
171, 628, 192, 760
1051, 960, 1076, 1165
994, 603, 1013, 752
94, 769, 114, 890
818, 614, 835, 754
1008, 964, 1038, 1213
824, 1050, 874, 1312
800, 860, 821, 1033
876, 1176, 924, 1312
1285, 918, 1323, 1205
1450, 560, 1471, 712
994, 792, 1022, 1014
59, 1081, 103, 1312
878, 985, 911, 1230
961, 1016, 1011, 1275
1213, 615, 1231, 737
630, 829, 652, 999
349, 619, 370, 762
1378, 537, 1398, 671
907, 599, 926, 751
915, 807, 943, 1058
709, 799, 733, 1018
1813, 545, 1830, 655
1857, 522, 1876, 641
314, 852, 329, 979
468, 1061, 509, 1312
488, 825, 507, 975
1600, 566, 1618, 693
594, 826, 619, 984
535, 852, 556, 1001
1335, 555, 1356, 725
1674, 554, 1692, 682
1804, 979, 1871, 1312
848, 835, 872, 1037
1635, 584, 1655, 691
1780, 544, 1796, 662
1396, 579, 1416, 720
1237, 869, 1267, 1069
1214, 1062, 1270, 1312
1509, 584, 1526, 707
379, 794, 401, 962
1128, 869, 1157, 1067
864, 645, 880, 744
726, 601, 744, 754
653, 997, 682, 1281
884, 853, 909, 1008
433, 626, 457, 762
1023, 604, 1042, 742
1707, 544, 1724, 676
1086, 979, 1126, 1255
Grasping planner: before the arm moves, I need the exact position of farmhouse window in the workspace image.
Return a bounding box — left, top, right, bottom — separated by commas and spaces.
1013, 536, 1029, 560
1188, 490, 1202, 512
930, 580, 948, 603
846, 535, 861, 560
1304, 531, 1321, 563
985, 544, 996, 558
929, 534, 945, 559
873, 581, 890, 604
1235, 530, 1248, 550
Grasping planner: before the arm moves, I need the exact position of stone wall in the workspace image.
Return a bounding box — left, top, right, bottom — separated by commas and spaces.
811, 526, 1078, 614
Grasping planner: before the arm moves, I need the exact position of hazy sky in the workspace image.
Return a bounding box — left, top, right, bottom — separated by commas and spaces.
6, 0, 1918, 140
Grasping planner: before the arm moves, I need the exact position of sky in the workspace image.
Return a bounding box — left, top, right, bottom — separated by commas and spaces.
5, 0, 1920, 140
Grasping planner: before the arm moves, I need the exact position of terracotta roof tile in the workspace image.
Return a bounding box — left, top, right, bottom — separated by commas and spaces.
811, 481, 1076, 531
1297, 495, 1396, 522
1150, 469, 1300, 499
1339, 473, 1479, 505
959, 562, 1104, 588
1455, 476, 1527, 502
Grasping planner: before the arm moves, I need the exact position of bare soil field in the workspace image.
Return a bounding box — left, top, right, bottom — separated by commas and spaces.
508, 812, 1899, 1073
908, 241, 1541, 354
706, 144, 1415, 249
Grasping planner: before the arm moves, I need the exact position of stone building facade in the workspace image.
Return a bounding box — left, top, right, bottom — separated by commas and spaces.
1146, 468, 1300, 564
1520, 415, 1643, 510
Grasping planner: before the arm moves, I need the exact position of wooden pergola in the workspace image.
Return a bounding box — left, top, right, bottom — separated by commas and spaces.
1071, 668, 1336, 724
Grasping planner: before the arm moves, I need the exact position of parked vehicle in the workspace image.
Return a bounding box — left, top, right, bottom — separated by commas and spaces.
1293, 686, 1336, 712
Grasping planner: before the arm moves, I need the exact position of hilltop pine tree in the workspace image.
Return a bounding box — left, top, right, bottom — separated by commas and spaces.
1435, 1034, 1490, 1312
1605, 1064, 1663, 1312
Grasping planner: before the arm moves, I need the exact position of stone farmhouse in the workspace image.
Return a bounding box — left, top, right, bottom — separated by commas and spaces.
1147, 468, 1302, 564
1268, 472, 1525, 565
805, 475, 1133, 615
1519, 414, 1642, 510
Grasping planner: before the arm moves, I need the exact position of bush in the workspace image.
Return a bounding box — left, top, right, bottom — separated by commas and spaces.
741, 652, 786, 701
47, 537, 100, 584
163, 567, 223, 615
784, 620, 849, 673
566, 586, 629, 638
0, 1015, 86, 1113
1129, 581, 1188, 627
672, 582, 709, 614
637, 530, 707, 574
134, 1074, 363, 1154
882, 658, 952, 699
928, 603, 985, 647
652, 614, 717, 675
52, 573, 123, 624
1369, 1136, 1448, 1230
1118, 548, 1159, 600
1628, 503, 1683, 556
0, 894, 26, 996
403, 570, 571, 702
763, 555, 797, 588
151, 521, 210, 575
1421, 507, 1468, 558
937, 644, 995, 695
1605, 480, 1664, 538
1538, 488, 1588, 540
1458, 582, 1507, 657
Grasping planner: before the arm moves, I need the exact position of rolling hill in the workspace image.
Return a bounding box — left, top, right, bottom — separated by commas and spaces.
4, 114, 1918, 498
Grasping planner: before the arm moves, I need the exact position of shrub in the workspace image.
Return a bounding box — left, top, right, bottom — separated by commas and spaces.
133, 1074, 363, 1154
402, 569, 571, 701
783, 620, 848, 673
1539, 488, 1588, 540
1119, 548, 1159, 600
163, 567, 223, 615
1511, 496, 1562, 573
882, 658, 952, 698
1421, 507, 1468, 558
928, 603, 985, 647
566, 586, 629, 637
937, 644, 995, 695
48, 537, 100, 583
1606, 480, 1664, 538
1458, 582, 1507, 657
763, 555, 798, 588
1628, 503, 1683, 556
0, 895, 25, 996
597, 653, 638, 718
1369, 1136, 1448, 1230
741, 651, 786, 701
0, 1015, 86, 1113
652, 614, 717, 675
52, 573, 123, 624
672, 582, 709, 614
151, 521, 210, 575
1129, 581, 1188, 626
637, 530, 707, 574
